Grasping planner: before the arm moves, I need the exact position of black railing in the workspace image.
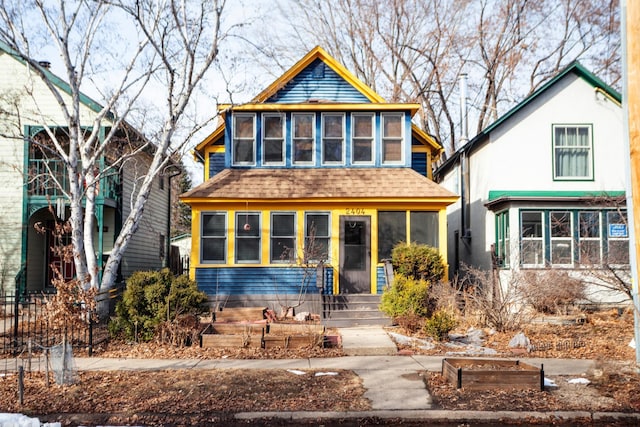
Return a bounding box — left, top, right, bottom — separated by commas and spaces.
0, 287, 120, 356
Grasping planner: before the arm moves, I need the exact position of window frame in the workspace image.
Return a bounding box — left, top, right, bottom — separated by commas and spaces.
520, 211, 545, 267
381, 112, 405, 165
351, 113, 374, 165
606, 210, 630, 265
495, 210, 510, 268
578, 211, 602, 265
321, 113, 345, 165
304, 212, 331, 262
235, 212, 261, 264
292, 113, 315, 165
549, 211, 573, 266
270, 212, 296, 263
262, 113, 286, 166
201, 212, 227, 264
552, 124, 594, 181
232, 113, 256, 166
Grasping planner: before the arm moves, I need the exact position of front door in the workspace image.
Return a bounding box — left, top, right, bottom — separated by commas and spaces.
339, 216, 371, 293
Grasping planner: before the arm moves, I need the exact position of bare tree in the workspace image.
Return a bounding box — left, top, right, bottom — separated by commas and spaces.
0, 0, 230, 295
268, 0, 620, 156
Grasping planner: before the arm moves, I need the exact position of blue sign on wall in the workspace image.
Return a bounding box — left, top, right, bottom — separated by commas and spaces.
609, 223, 628, 238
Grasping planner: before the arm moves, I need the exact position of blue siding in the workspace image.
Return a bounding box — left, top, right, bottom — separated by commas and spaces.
195, 266, 333, 296
376, 266, 387, 294
208, 153, 225, 177
411, 152, 427, 176
268, 59, 369, 104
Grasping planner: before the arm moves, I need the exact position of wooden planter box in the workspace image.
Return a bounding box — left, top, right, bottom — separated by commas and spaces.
267, 323, 325, 335
262, 333, 324, 349
213, 307, 267, 323
200, 323, 263, 349
442, 358, 543, 391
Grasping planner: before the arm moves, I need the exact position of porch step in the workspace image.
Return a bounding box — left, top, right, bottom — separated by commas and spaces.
322, 294, 392, 327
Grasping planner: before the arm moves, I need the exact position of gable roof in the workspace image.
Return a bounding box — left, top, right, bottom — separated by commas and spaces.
0, 41, 105, 114
195, 46, 442, 156
181, 167, 457, 201
435, 61, 621, 178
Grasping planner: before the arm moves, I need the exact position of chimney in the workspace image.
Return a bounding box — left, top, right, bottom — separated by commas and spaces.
459, 73, 468, 145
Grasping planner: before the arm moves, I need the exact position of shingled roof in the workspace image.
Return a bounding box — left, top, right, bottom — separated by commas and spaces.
181, 168, 458, 200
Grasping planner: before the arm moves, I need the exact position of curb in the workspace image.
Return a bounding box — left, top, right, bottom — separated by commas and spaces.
234, 410, 640, 424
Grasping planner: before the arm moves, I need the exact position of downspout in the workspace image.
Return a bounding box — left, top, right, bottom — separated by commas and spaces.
164, 165, 182, 269
459, 74, 471, 245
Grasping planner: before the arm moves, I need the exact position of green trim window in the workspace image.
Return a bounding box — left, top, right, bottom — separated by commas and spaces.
351, 113, 374, 164
263, 113, 285, 165
550, 211, 572, 265
381, 113, 404, 164
305, 212, 330, 262
201, 212, 226, 263
495, 211, 510, 267
519, 209, 628, 267
232, 113, 256, 165
235, 212, 261, 263
553, 125, 593, 180
521, 211, 544, 266
293, 113, 315, 164
579, 211, 601, 264
271, 212, 296, 263
606, 211, 629, 264
322, 113, 344, 164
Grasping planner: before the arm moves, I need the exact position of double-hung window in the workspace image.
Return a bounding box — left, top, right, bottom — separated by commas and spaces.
553, 125, 593, 180
322, 113, 344, 164
378, 211, 406, 260
520, 211, 544, 266
235, 212, 260, 263
381, 113, 403, 164
495, 211, 510, 267
233, 114, 256, 165
263, 113, 285, 165
293, 113, 315, 164
550, 211, 572, 265
201, 212, 226, 263
607, 211, 629, 264
271, 212, 296, 263
352, 113, 374, 164
579, 211, 601, 264
305, 212, 330, 262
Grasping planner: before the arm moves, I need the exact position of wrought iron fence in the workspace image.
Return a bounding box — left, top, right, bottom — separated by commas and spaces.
0, 286, 121, 357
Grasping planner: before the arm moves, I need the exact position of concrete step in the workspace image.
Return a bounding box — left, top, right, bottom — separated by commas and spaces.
322, 294, 391, 327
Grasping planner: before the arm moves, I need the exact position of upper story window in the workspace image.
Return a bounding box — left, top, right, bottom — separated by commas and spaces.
233, 114, 256, 165
263, 113, 285, 165
382, 113, 404, 164
553, 125, 593, 180
352, 113, 374, 164
321, 113, 344, 164
293, 113, 315, 165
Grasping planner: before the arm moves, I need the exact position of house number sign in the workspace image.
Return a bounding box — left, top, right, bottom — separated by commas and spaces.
345, 208, 366, 215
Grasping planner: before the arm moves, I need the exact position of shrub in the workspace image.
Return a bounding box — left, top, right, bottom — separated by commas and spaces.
380, 274, 433, 333
109, 269, 208, 343
521, 270, 586, 315
423, 309, 458, 341
391, 242, 445, 283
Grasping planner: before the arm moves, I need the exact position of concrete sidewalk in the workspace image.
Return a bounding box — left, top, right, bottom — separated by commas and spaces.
2, 326, 638, 425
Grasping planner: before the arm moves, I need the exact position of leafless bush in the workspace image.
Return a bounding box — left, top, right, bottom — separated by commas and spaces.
458, 264, 532, 332
520, 270, 586, 315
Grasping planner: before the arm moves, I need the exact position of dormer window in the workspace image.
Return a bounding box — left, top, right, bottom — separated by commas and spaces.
322, 113, 344, 165
293, 113, 315, 165
263, 113, 285, 165
382, 113, 404, 164
233, 113, 256, 165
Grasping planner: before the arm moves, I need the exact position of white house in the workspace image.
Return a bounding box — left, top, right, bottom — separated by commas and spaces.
434, 62, 628, 305
0, 41, 171, 296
